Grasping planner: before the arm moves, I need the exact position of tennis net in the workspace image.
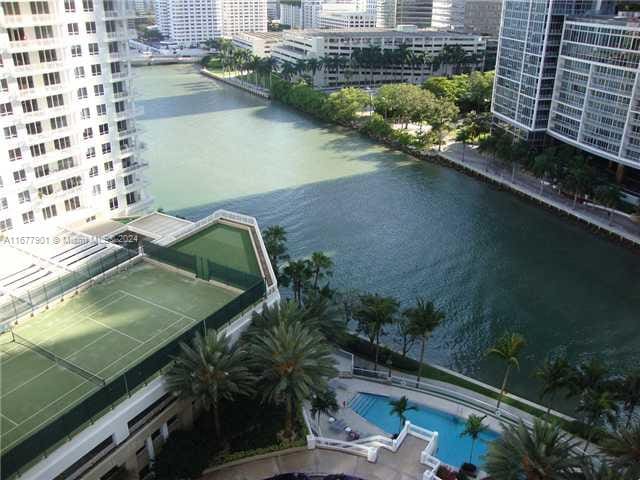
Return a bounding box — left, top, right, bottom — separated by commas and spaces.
12, 332, 106, 386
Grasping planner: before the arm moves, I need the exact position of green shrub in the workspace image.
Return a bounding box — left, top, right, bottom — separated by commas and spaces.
359, 113, 393, 139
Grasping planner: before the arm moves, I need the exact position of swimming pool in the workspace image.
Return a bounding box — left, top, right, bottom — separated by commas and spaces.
348, 393, 500, 468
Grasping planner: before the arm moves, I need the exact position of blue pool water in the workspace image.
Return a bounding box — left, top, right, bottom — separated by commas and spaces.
349, 393, 500, 468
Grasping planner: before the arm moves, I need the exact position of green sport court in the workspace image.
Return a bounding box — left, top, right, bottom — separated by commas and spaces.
0, 260, 237, 454
172, 223, 261, 277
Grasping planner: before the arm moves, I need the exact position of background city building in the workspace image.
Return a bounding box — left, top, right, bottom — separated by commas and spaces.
0, 0, 151, 233
463, 0, 502, 35
375, 0, 433, 28
318, 10, 377, 28
431, 0, 465, 29
233, 31, 284, 56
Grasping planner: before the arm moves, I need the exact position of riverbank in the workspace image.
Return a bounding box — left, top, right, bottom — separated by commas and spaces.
201, 68, 271, 99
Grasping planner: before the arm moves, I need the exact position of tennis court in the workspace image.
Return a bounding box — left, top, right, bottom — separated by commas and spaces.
0, 259, 237, 454
172, 223, 261, 277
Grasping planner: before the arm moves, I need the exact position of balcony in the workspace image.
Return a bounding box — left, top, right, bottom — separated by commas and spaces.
2, 38, 64, 53
102, 6, 137, 20
119, 161, 149, 174
2, 14, 62, 27
13, 60, 65, 74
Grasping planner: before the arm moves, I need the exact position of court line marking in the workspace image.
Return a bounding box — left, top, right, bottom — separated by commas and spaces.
1, 314, 193, 447
1, 330, 111, 400
85, 316, 144, 345
0, 292, 127, 368
118, 290, 199, 323
1, 412, 19, 427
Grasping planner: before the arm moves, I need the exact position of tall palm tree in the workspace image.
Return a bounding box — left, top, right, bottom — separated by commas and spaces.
616, 369, 640, 428
310, 388, 339, 425
485, 419, 580, 479
353, 293, 399, 371
166, 331, 255, 439
460, 414, 487, 463
283, 259, 311, 305
308, 251, 333, 290
405, 298, 445, 387
251, 322, 337, 439
389, 395, 415, 433
306, 58, 321, 87
579, 458, 621, 480
577, 388, 618, 451
601, 424, 640, 480
487, 331, 526, 408
534, 355, 571, 416
262, 224, 289, 280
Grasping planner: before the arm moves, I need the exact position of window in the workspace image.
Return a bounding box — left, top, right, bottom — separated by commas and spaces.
61, 176, 81, 191
124, 174, 133, 186
110, 62, 122, 74
0, 79, 8, 92
21, 99, 38, 113
30, 143, 46, 157
71, 45, 82, 57
68, 22, 79, 35
0, 197, 8, 210
7, 28, 26, 42
34, 26, 53, 39
80, 107, 90, 119
96, 104, 106, 116
30, 1, 50, 14
54, 137, 71, 150
43, 72, 61, 86
0, 103, 13, 116
17, 77, 34, 92
82, 0, 93, 12
88, 43, 99, 56
115, 101, 125, 113
34, 164, 50, 177
8, 148, 21, 161
0, 218, 13, 232
18, 190, 31, 203
112, 81, 124, 95
74, 66, 85, 79
126, 192, 137, 205
77, 87, 88, 100
26, 121, 43, 135
122, 157, 132, 168
47, 94, 64, 108
104, 161, 114, 172
86, 147, 96, 159
22, 211, 35, 224
58, 157, 74, 170
108, 42, 119, 54
109, 197, 118, 210
91, 64, 102, 76
13, 169, 26, 183
4, 126, 17, 139
83, 127, 93, 140
42, 205, 58, 220
1, 2, 21, 15
92, 184, 101, 195
99, 124, 109, 135
117, 120, 127, 132
64, 0, 75, 12
38, 49, 58, 63
64, 196, 80, 211
12, 52, 30, 66
38, 185, 53, 196
94, 84, 104, 96
106, 179, 116, 190
50, 116, 67, 130
85, 22, 96, 34
101, 143, 111, 154
89, 166, 98, 177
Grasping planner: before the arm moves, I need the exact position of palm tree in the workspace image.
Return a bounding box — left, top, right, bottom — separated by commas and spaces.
601, 424, 640, 480
308, 251, 333, 290
262, 224, 289, 280
306, 58, 321, 87
580, 458, 620, 480
616, 369, 640, 428
405, 298, 445, 387
353, 293, 399, 371
460, 414, 487, 463
594, 184, 622, 224
283, 259, 311, 305
455, 125, 473, 161
389, 395, 415, 433
166, 331, 255, 439
534, 355, 571, 416
577, 388, 618, 451
251, 322, 337, 439
310, 388, 339, 425
280, 62, 297, 81
485, 419, 580, 479
487, 331, 526, 409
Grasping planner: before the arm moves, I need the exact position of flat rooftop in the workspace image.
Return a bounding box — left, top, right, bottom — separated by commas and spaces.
284, 27, 484, 39
0, 259, 237, 455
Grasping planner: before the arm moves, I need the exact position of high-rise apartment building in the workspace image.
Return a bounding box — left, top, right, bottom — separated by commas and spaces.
0, 0, 151, 234
431, 0, 465, 29
376, 0, 433, 28
154, 0, 267, 46
548, 15, 640, 169
464, 0, 502, 35
492, 0, 598, 142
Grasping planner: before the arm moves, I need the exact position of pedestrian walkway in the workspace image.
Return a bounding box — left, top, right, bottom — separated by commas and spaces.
439, 142, 640, 247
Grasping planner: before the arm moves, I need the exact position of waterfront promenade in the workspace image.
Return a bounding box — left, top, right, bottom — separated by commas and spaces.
438, 141, 640, 247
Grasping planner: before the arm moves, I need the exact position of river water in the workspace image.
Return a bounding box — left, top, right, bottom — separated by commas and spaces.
135, 64, 640, 402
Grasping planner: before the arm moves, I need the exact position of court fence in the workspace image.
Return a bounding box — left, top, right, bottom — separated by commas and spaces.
1, 278, 266, 479
141, 240, 262, 291
0, 248, 138, 327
